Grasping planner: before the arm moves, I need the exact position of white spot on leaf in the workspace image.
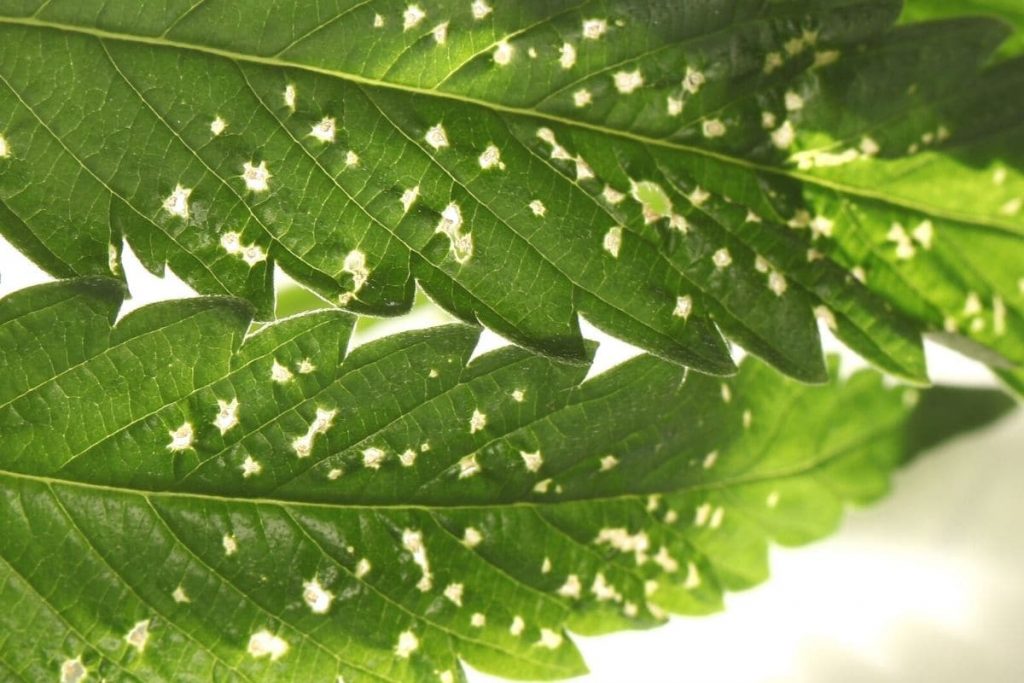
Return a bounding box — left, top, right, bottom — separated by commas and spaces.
310, 117, 336, 143
167, 422, 194, 452
210, 117, 227, 136
471, 0, 492, 20
603, 226, 623, 257
469, 409, 487, 433
241, 455, 262, 478
613, 70, 644, 94
443, 582, 464, 606
478, 144, 505, 170
403, 5, 426, 30
362, 446, 386, 469
60, 658, 87, 683
425, 124, 449, 150
582, 18, 607, 40
400, 185, 420, 213
458, 453, 481, 479
223, 534, 238, 556
559, 42, 577, 69
242, 161, 271, 193
302, 577, 334, 614
673, 295, 693, 320
163, 184, 192, 219
284, 84, 297, 110
573, 88, 593, 108
712, 248, 732, 269
172, 585, 190, 603
521, 450, 543, 472
214, 398, 240, 434
125, 619, 151, 653
462, 527, 483, 548
292, 407, 337, 458
248, 630, 289, 660
493, 40, 514, 65
529, 199, 546, 217
509, 615, 525, 636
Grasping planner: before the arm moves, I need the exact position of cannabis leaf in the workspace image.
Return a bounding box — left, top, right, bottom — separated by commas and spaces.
0, 1, 1020, 384
902, 0, 1024, 56
0, 278, 1011, 683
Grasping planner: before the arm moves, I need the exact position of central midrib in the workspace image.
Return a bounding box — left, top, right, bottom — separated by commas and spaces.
0, 14, 1019, 237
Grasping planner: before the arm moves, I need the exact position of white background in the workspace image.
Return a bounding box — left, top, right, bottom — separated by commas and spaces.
1, 237, 1021, 683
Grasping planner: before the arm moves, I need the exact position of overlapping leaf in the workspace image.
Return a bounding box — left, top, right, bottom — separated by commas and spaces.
0, 0, 1021, 384
0, 278, 1012, 682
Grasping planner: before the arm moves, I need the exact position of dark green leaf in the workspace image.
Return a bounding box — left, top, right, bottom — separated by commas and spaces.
0, 278, 1012, 682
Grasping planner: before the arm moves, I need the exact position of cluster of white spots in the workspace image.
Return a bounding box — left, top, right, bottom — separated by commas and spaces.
558, 574, 582, 599
478, 144, 506, 170
395, 630, 419, 658
493, 40, 514, 66
403, 5, 426, 30
210, 116, 227, 136
602, 185, 626, 205
167, 421, 194, 452
172, 585, 190, 603
702, 118, 727, 139
771, 120, 796, 149
436, 202, 474, 263
462, 526, 483, 547
763, 52, 784, 74
249, 630, 289, 660
399, 448, 418, 467
163, 184, 192, 219
213, 398, 240, 435
362, 446, 387, 469
432, 22, 449, 45
684, 561, 701, 589
613, 69, 644, 94
603, 226, 623, 258
124, 619, 151, 653
591, 572, 623, 602
541, 557, 552, 574
509, 615, 526, 636
469, 408, 487, 433
270, 359, 294, 383
292, 407, 337, 458
653, 546, 679, 573
682, 67, 705, 95
595, 527, 650, 564
425, 123, 449, 150
220, 231, 268, 267
443, 582, 464, 606
458, 453, 481, 479
401, 185, 420, 213
573, 88, 593, 108
60, 658, 87, 683
887, 220, 934, 260
521, 450, 543, 472
471, 612, 486, 627
814, 305, 838, 331
242, 161, 271, 192
582, 18, 607, 40
528, 199, 547, 217
532, 627, 560, 649
355, 557, 372, 578
373, 13, 384, 27
599, 454, 619, 472
403, 528, 433, 591
471, 0, 492, 20
302, 577, 334, 614
784, 91, 804, 112
553, 43, 575, 73
223, 533, 239, 555
712, 248, 732, 269
241, 455, 262, 478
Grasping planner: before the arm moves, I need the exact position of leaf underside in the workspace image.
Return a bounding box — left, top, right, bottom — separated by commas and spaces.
0, 277, 1013, 683
0, 1, 1021, 385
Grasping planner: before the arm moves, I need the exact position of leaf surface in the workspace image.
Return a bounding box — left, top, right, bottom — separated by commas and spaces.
0, 1, 1020, 382
0, 278, 1012, 682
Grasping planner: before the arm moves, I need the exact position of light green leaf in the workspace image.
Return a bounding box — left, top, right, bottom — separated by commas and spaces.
0, 1, 1021, 384
0, 278, 1013, 682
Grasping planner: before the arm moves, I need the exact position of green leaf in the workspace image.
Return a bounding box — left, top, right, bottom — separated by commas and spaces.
0, 2, 1021, 384
902, 0, 1024, 56
0, 277, 1011, 683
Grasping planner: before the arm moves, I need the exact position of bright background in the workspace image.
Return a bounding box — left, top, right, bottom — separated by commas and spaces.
1, 236, 1021, 683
